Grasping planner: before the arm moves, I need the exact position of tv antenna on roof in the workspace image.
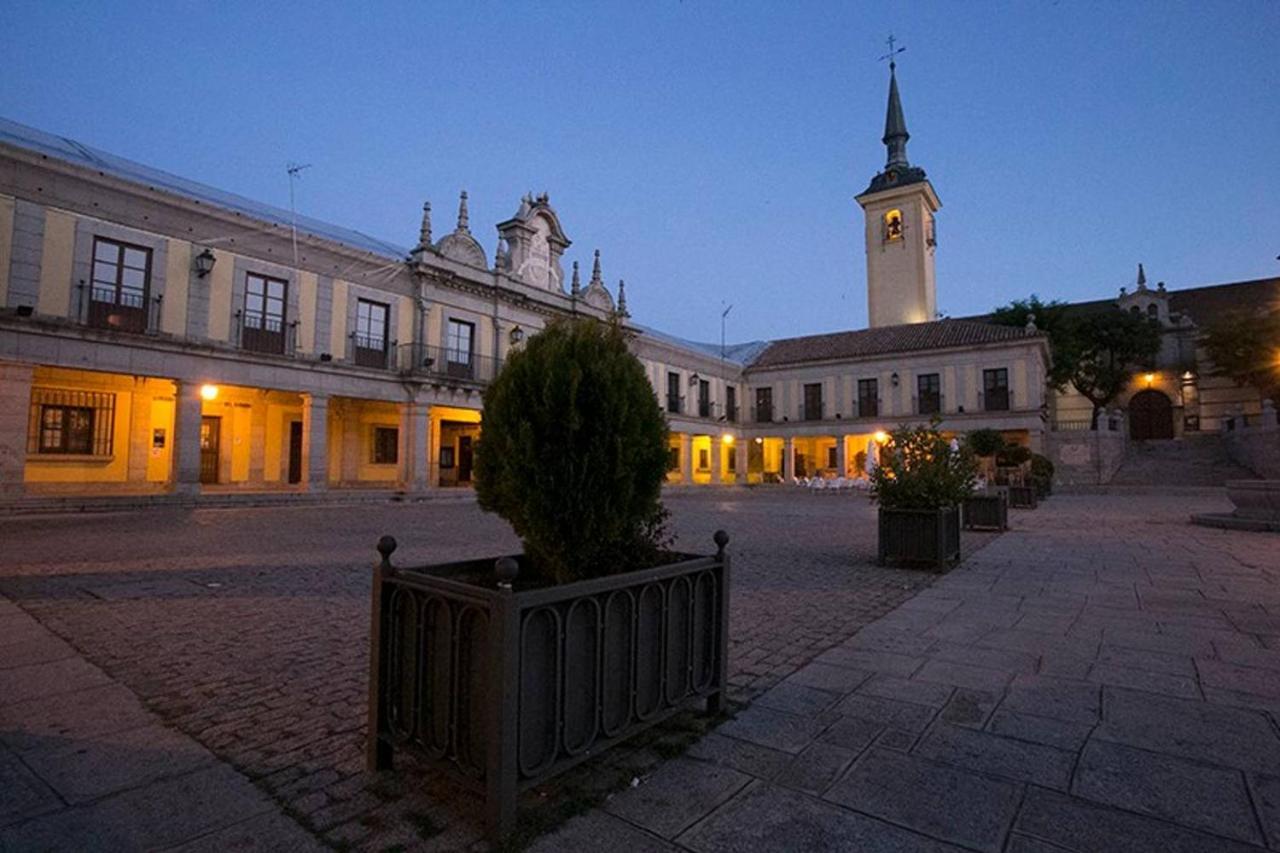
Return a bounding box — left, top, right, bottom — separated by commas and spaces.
878, 34, 905, 69
720, 302, 733, 362
286, 162, 312, 266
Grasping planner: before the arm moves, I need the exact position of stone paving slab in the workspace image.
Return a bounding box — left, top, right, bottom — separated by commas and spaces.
678, 781, 968, 853
0, 593, 319, 851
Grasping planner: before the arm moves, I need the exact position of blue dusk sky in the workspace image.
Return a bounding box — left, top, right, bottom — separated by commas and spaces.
2, 1, 1277, 344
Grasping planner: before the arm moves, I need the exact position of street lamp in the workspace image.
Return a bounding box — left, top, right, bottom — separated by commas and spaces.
193, 248, 216, 278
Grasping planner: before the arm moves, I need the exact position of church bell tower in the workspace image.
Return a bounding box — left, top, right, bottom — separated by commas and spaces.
855, 55, 941, 328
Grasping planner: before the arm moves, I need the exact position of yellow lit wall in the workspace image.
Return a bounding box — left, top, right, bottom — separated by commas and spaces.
691, 435, 712, 484
297, 272, 317, 354
36, 210, 74, 317
146, 397, 173, 482
162, 239, 190, 335
207, 249, 234, 341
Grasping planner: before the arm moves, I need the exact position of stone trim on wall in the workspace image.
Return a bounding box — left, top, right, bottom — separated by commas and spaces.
7, 199, 45, 309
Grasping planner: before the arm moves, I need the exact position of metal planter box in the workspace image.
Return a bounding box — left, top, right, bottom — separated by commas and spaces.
366, 532, 731, 843
963, 493, 1008, 531
1008, 485, 1038, 509
877, 506, 961, 570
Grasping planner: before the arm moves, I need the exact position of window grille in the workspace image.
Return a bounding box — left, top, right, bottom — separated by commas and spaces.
27, 388, 116, 455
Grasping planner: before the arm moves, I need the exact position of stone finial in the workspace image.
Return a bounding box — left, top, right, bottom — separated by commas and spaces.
1136, 263, 1147, 291
617, 279, 629, 317
518, 193, 532, 217
1157, 280, 1167, 293
1025, 312, 1037, 333
1119, 286, 1127, 296
417, 201, 432, 247
591, 249, 602, 284
457, 191, 470, 233
571, 261, 581, 295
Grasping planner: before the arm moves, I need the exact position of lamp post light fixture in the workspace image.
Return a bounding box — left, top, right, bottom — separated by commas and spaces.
193, 248, 216, 278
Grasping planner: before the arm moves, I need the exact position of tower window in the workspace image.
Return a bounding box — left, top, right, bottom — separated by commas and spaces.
883, 209, 904, 242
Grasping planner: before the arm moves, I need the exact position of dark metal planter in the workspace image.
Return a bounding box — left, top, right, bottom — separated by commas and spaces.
366, 532, 731, 843
877, 506, 961, 570
963, 493, 1008, 531
1008, 485, 1038, 509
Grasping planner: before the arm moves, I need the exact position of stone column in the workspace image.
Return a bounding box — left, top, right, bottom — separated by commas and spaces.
0, 362, 34, 497
735, 440, 748, 484
711, 437, 722, 485
835, 435, 848, 477
679, 433, 692, 485
172, 380, 204, 496
248, 394, 268, 486
783, 437, 795, 481
302, 393, 329, 491
126, 387, 151, 486
400, 401, 431, 491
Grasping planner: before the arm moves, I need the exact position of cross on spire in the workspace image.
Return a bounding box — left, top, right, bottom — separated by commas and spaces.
878, 33, 905, 70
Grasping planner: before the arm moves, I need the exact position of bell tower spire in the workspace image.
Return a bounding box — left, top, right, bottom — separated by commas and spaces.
856, 39, 942, 328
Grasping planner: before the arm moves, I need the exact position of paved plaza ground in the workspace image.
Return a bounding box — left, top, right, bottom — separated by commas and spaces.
2, 488, 1279, 851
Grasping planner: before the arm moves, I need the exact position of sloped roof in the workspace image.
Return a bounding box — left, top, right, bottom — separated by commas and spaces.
0, 116, 410, 260
632, 323, 769, 366
750, 319, 1041, 369
978, 277, 1280, 326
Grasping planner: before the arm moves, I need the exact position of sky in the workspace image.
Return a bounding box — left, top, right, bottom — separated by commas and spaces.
2, 1, 1277, 345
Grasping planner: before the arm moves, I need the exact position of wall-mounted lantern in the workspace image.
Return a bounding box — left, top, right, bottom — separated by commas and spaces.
689, 373, 701, 387
194, 248, 217, 278
509, 326, 525, 345
890, 372, 900, 387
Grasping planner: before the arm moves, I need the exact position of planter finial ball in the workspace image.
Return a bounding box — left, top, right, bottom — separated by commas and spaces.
713, 530, 729, 556
494, 557, 519, 589
376, 536, 397, 567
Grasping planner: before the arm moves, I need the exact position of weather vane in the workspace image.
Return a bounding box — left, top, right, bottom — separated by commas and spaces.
878, 34, 905, 69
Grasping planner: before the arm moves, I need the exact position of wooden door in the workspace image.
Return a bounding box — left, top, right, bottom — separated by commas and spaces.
1129, 390, 1174, 440
457, 436, 474, 484
287, 421, 303, 484
199, 416, 221, 484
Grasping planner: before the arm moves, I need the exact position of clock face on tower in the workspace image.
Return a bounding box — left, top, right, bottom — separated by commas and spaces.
517, 217, 554, 289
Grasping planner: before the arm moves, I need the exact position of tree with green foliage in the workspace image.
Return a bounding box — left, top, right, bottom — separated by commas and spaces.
474, 317, 671, 585
1199, 310, 1280, 400
992, 297, 1163, 427
870, 419, 977, 510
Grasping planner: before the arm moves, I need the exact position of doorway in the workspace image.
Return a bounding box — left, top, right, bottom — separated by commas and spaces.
199, 416, 221, 484
1129, 390, 1174, 440
287, 420, 303, 484
457, 435, 474, 484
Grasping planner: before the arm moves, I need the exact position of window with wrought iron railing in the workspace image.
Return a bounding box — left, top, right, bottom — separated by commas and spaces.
917, 373, 941, 414
355, 299, 390, 368
88, 237, 152, 333
242, 273, 288, 354
27, 388, 116, 456
983, 368, 1010, 411
857, 378, 878, 417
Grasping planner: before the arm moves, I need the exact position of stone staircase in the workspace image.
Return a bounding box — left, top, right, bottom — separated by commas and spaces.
1109, 435, 1257, 487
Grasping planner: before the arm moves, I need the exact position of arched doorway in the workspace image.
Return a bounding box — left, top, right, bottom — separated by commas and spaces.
1129, 390, 1174, 440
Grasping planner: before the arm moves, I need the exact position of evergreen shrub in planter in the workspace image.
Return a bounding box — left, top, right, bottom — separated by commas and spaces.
366, 318, 731, 842
871, 420, 977, 570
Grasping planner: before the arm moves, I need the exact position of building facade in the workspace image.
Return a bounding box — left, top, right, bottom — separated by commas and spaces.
1, 61, 1270, 504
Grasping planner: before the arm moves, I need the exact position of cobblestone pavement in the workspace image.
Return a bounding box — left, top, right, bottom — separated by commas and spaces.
0, 488, 963, 850
537, 491, 1280, 853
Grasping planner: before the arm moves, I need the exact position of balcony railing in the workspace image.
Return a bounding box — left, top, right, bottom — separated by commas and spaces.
82, 286, 159, 334
914, 393, 943, 415
753, 404, 774, 423
723, 405, 738, 424
236, 313, 297, 356
857, 398, 880, 418
397, 343, 501, 384
981, 389, 1011, 412
666, 394, 684, 415
801, 401, 824, 422
353, 333, 392, 369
